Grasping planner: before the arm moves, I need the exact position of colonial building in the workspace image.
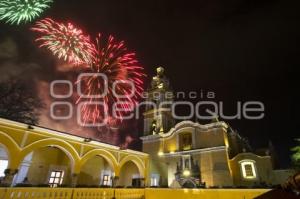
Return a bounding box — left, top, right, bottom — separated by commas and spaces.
141, 67, 293, 188
0, 119, 149, 188
0, 67, 294, 189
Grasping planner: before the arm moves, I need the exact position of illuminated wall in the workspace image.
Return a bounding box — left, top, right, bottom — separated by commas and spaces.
78, 156, 112, 186
229, 153, 273, 186
142, 121, 232, 187
0, 118, 149, 187
119, 161, 140, 187
26, 147, 71, 185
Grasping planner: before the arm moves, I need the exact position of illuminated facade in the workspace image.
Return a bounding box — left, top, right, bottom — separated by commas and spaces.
0, 119, 149, 187
0, 67, 294, 189
141, 67, 294, 188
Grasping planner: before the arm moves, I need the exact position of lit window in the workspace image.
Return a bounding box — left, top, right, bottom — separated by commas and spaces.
182, 155, 191, 170
240, 160, 257, 179
0, 160, 8, 177
150, 174, 159, 186
151, 178, 157, 186
48, 170, 64, 187
102, 175, 110, 186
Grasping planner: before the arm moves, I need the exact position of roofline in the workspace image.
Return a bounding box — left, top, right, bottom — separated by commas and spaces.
229, 152, 270, 161
141, 120, 228, 141
0, 118, 148, 157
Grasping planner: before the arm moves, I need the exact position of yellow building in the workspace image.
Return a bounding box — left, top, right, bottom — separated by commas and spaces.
0, 118, 149, 188
141, 120, 294, 188
141, 67, 294, 188
0, 67, 294, 190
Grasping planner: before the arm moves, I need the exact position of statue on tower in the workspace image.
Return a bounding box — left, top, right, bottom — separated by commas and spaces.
143, 66, 175, 135
150, 67, 171, 90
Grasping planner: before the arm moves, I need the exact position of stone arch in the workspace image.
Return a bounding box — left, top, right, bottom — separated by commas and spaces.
118, 155, 145, 178
0, 131, 20, 169
19, 138, 80, 172
181, 178, 197, 188
79, 149, 118, 173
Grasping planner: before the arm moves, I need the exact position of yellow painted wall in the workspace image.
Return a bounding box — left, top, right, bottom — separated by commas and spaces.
194, 128, 227, 149
119, 161, 139, 187
143, 139, 169, 186
0, 127, 25, 146
229, 153, 273, 187
191, 149, 233, 187
77, 156, 110, 186
144, 188, 269, 199
143, 125, 227, 156
0, 118, 149, 186
142, 124, 231, 187
0, 188, 6, 198
26, 147, 71, 185
147, 156, 168, 186
165, 156, 181, 186
164, 126, 227, 152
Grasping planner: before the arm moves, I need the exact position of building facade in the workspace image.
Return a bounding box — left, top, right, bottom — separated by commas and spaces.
141, 67, 293, 188
0, 119, 149, 188
0, 67, 294, 188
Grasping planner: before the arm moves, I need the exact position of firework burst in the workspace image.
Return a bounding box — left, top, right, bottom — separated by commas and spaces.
32, 18, 95, 64
76, 34, 145, 126
0, 0, 52, 25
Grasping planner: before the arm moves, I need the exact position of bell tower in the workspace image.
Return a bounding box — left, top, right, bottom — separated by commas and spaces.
143, 67, 175, 136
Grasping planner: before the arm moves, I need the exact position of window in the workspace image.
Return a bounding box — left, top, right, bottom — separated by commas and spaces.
182, 155, 191, 170
48, 170, 64, 187
150, 174, 159, 186
0, 160, 8, 177
179, 133, 192, 151
244, 164, 254, 176
150, 177, 157, 186
240, 160, 257, 179
102, 175, 110, 186
132, 178, 142, 187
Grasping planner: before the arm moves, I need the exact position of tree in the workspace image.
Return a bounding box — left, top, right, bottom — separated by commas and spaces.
0, 78, 44, 125
291, 139, 300, 170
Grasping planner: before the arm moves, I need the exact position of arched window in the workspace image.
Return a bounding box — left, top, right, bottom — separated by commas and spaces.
0, 147, 8, 177
0, 160, 8, 177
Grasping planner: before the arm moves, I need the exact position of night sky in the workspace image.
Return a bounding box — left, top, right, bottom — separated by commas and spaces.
0, 0, 299, 168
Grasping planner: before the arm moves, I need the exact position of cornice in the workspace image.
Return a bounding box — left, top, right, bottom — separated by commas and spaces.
141, 120, 228, 142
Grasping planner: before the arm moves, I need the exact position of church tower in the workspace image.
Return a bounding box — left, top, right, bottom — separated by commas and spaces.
143, 67, 175, 136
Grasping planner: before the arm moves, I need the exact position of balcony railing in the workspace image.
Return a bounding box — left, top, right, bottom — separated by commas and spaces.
0, 188, 145, 199
0, 187, 269, 199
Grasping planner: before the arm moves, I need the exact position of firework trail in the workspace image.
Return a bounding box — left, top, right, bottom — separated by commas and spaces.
32, 19, 145, 126
32, 18, 95, 65
76, 34, 145, 126
0, 0, 52, 25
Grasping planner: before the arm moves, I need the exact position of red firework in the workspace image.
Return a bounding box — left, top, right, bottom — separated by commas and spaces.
32, 18, 145, 126
76, 34, 145, 126
32, 18, 94, 65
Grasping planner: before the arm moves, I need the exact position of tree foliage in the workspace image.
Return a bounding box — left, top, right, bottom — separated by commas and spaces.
0, 78, 44, 125
291, 139, 300, 169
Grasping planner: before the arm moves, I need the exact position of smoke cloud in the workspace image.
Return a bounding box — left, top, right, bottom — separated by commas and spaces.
0, 36, 133, 146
